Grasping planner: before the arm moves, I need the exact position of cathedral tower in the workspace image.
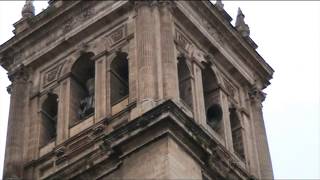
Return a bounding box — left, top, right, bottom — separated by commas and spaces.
0, 1, 274, 179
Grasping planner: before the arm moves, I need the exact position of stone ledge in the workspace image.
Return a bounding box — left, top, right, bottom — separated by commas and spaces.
33, 100, 255, 180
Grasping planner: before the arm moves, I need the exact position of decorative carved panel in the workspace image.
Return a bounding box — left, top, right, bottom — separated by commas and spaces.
175, 29, 192, 50
106, 24, 128, 48
175, 29, 206, 63
223, 79, 239, 102
41, 63, 64, 89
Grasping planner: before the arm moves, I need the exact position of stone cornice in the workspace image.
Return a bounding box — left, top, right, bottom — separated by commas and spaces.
201, 1, 274, 86
175, 1, 273, 89
0, 1, 79, 70
1, 1, 132, 74
7, 64, 30, 83
131, 0, 175, 8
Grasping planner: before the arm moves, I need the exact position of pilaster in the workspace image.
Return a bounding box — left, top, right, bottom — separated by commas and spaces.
158, 3, 179, 100
135, 2, 158, 103
128, 25, 138, 104
241, 111, 261, 177
57, 78, 71, 144
3, 66, 29, 179
219, 91, 233, 150
105, 55, 112, 117
249, 87, 273, 179
95, 55, 108, 122
192, 63, 206, 125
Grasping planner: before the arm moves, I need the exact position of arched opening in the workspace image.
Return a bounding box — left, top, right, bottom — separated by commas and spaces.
177, 56, 193, 110
229, 107, 245, 160
110, 51, 129, 106
71, 52, 95, 125
206, 103, 223, 128
201, 64, 223, 134
40, 93, 58, 146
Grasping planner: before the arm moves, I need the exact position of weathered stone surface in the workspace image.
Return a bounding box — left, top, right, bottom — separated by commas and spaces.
0, 1, 274, 179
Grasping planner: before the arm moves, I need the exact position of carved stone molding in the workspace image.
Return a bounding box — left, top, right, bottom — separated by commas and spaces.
132, 0, 175, 9
100, 139, 116, 157
54, 146, 66, 158
0, 54, 11, 69
175, 30, 207, 64
6, 84, 12, 94
223, 79, 240, 102
106, 25, 128, 49
8, 65, 30, 84
201, 18, 225, 45
41, 63, 64, 89
92, 124, 105, 136
248, 87, 266, 103
175, 30, 192, 52
62, 2, 94, 34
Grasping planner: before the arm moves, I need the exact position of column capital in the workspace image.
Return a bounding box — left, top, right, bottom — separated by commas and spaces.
6, 84, 12, 94
248, 87, 266, 105
8, 65, 30, 84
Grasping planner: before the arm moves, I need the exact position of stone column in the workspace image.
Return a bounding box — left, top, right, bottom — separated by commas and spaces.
249, 88, 273, 179
3, 66, 29, 179
159, 2, 179, 99
135, 2, 158, 104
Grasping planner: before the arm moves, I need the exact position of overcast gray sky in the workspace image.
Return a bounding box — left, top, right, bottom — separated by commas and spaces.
0, 1, 319, 179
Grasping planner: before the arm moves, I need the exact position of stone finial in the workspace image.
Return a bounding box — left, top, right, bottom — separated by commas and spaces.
235, 8, 250, 38
21, 0, 35, 18
215, 0, 224, 11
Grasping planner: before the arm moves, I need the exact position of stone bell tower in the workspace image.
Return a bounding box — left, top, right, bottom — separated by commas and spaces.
0, 0, 274, 179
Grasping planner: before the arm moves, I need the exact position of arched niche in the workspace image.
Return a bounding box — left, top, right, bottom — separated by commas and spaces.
110, 51, 129, 106
229, 107, 245, 160
40, 93, 58, 147
201, 62, 223, 135
70, 52, 95, 125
